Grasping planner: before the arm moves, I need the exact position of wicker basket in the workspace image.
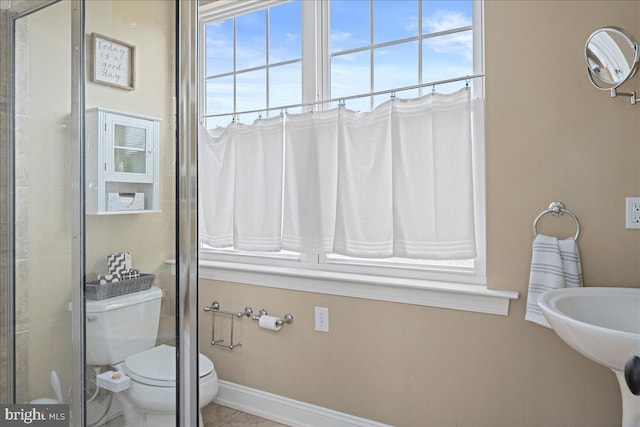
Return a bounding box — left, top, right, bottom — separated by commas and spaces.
85, 274, 154, 300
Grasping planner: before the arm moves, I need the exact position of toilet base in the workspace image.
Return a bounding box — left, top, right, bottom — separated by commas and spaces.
115, 393, 205, 427
114, 368, 217, 427
108, 345, 218, 427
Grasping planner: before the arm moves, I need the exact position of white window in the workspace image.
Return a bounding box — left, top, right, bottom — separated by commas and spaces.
198, 1, 516, 315
202, 0, 303, 127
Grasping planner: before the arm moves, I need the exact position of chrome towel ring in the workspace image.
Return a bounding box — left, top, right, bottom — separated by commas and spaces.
533, 201, 581, 240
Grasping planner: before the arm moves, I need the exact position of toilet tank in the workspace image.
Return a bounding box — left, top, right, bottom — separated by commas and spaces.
85, 286, 163, 366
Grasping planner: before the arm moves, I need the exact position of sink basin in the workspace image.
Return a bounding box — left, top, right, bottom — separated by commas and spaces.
538, 287, 640, 370
538, 287, 640, 427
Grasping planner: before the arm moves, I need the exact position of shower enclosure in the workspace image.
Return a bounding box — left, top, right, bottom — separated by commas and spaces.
1, 1, 199, 425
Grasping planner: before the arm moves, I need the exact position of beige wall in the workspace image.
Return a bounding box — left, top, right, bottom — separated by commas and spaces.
199, 1, 640, 426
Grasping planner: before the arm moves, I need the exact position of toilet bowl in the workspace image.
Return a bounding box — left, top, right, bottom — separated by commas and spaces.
116, 345, 218, 427
85, 287, 218, 427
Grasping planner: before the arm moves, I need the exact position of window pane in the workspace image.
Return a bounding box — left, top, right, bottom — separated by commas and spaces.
422, 30, 473, 83
205, 76, 234, 114
331, 50, 370, 100
373, 0, 418, 44
374, 41, 418, 92
269, 62, 301, 114
330, 0, 370, 53
236, 111, 262, 124
422, 1, 472, 35
205, 116, 231, 129
205, 76, 233, 128
269, 0, 301, 63
205, 19, 234, 77
342, 96, 372, 113
236, 69, 266, 117
237, 9, 267, 70
372, 88, 419, 111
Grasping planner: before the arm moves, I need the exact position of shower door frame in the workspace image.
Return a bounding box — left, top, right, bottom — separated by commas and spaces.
177, 1, 201, 426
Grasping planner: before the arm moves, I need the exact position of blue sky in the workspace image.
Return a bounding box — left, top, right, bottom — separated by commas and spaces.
204, 0, 473, 127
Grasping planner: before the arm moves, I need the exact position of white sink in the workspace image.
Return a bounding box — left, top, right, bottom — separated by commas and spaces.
538, 287, 640, 427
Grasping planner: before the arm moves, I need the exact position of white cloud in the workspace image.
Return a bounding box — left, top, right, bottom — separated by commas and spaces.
423, 10, 472, 34
330, 30, 355, 51
402, 15, 419, 34
420, 10, 473, 62
284, 32, 299, 43
423, 31, 473, 61
331, 30, 353, 42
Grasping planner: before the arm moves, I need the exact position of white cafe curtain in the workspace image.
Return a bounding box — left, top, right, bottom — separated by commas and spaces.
199, 88, 479, 260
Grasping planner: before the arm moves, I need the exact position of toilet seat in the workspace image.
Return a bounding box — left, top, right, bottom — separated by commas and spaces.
125, 344, 214, 387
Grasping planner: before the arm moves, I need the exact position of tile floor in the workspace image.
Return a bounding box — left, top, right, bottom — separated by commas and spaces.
103, 415, 125, 427
202, 403, 289, 427
102, 403, 289, 427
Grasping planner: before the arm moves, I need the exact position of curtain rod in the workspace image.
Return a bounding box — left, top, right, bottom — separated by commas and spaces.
201, 73, 485, 119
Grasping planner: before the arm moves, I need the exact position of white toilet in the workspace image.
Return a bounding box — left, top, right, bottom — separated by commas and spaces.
85, 286, 218, 427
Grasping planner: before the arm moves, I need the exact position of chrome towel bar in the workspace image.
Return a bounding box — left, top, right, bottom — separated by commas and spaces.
203, 301, 253, 318
203, 301, 252, 349
533, 201, 581, 240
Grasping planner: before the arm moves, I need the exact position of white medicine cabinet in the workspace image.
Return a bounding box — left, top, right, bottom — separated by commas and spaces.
86, 108, 161, 214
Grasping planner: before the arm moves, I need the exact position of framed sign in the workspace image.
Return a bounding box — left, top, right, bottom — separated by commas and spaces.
90, 33, 135, 90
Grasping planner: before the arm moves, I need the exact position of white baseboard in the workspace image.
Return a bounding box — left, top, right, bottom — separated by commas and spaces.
213, 380, 393, 427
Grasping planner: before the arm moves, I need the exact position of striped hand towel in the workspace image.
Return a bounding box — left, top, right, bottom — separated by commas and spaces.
525, 234, 583, 328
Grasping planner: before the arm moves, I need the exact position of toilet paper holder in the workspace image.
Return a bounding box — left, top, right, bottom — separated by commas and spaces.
203, 301, 294, 349
203, 301, 253, 349
250, 308, 294, 327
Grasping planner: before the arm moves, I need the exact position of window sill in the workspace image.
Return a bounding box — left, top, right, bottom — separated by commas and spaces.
195, 260, 519, 316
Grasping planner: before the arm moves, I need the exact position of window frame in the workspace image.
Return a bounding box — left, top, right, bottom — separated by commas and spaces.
198, 1, 518, 316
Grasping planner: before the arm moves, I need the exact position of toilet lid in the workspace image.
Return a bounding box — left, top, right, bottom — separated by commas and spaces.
125, 344, 214, 386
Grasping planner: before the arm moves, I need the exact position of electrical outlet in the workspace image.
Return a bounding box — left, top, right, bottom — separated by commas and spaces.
626, 197, 640, 229
315, 307, 329, 332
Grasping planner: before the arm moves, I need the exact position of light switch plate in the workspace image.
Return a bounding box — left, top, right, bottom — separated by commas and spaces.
314, 306, 329, 332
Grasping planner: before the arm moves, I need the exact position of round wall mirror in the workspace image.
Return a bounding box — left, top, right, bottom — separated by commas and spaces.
585, 26, 639, 90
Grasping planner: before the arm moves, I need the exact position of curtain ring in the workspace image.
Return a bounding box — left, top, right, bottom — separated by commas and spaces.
431, 85, 436, 95
338, 98, 346, 107
390, 91, 396, 99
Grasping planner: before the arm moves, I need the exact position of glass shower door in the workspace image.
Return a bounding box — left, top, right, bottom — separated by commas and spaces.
2, 2, 198, 425
84, 1, 182, 426
0, 0, 82, 423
